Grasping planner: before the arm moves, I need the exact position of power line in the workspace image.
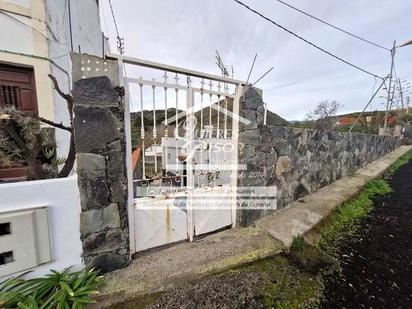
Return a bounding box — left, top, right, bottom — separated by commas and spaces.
108, 0, 124, 54
0, 10, 64, 45
0, 8, 48, 25
272, 0, 390, 51
233, 0, 384, 79
108, 0, 120, 37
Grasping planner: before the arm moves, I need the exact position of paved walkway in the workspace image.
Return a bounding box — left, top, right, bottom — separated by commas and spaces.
95, 145, 412, 308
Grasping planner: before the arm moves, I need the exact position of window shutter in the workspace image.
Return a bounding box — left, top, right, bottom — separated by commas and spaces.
0, 64, 38, 114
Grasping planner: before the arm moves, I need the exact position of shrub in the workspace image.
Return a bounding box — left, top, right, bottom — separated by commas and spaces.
0, 268, 103, 309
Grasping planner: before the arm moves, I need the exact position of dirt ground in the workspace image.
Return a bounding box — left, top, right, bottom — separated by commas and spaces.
116, 254, 324, 309
320, 159, 412, 308
115, 158, 412, 309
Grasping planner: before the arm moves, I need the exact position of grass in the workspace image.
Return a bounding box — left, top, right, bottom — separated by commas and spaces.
318, 179, 391, 255
386, 149, 412, 176
243, 255, 325, 309
317, 150, 412, 255
291, 235, 307, 252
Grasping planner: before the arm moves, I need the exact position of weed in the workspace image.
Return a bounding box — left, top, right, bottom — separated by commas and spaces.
386, 150, 412, 176
291, 235, 307, 251
318, 179, 391, 255
249, 256, 324, 309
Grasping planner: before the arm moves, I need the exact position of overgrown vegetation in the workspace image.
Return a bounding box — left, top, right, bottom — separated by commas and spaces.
386, 149, 412, 175
0, 268, 103, 309
334, 124, 379, 135
253, 154, 410, 308
0, 106, 59, 180
291, 235, 306, 252
0, 74, 76, 180
318, 179, 392, 255
250, 255, 325, 309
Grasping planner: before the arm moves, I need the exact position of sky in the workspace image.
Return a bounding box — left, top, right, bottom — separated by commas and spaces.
99, 0, 412, 120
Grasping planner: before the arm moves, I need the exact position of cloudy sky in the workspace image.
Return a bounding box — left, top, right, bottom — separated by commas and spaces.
100, 0, 412, 120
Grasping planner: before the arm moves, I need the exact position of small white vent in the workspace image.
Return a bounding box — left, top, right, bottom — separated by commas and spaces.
0, 208, 51, 277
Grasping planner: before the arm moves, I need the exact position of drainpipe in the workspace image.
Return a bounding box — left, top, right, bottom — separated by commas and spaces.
67, 0, 74, 52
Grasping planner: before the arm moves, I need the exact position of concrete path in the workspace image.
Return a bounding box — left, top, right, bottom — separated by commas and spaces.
96, 146, 411, 308
95, 226, 283, 307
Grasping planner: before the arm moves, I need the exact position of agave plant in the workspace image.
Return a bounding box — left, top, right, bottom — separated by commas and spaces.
0, 268, 103, 309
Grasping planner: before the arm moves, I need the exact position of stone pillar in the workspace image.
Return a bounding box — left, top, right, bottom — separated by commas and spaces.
237, 87, 273, 226
72, 55, 129, 273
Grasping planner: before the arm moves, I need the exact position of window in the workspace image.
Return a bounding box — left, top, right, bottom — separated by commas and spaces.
0, 63, 37, 114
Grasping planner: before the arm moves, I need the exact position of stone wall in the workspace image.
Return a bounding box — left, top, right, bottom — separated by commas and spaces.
72, 56, 130, 273
237, 87, 401, 226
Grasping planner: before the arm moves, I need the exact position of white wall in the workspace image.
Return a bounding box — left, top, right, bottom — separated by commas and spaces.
45, 0, 105, 160
0, 0, 56, 121
0, 13, 33, 54
0, 176, 83, 278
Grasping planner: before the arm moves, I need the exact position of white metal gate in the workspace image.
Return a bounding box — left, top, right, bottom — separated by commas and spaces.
110, 54, 244, 253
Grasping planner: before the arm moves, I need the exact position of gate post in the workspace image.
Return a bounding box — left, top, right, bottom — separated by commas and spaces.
237, 86, 269, 226
71, 53, 130, 273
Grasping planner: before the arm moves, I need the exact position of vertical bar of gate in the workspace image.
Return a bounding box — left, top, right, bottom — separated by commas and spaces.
186, 77, 194, 241
217, 82, 221, 138
139, 82, 146, 180
117, 58, 136, 255
208, 81, 213, 174
174, 73, 180, 185
163, 72, 169, 179
224, 83, 228, 139
152, 82, 158, 175
200, 79, 204, 179
230, 84, 243, 228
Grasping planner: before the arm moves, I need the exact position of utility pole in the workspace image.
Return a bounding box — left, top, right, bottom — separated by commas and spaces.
398, 78, 405, 110
383, 40, 396, 133
349, 76, 388, 132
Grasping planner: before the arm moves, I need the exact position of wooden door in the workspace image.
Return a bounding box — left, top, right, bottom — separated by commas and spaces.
0, 63, 38, 181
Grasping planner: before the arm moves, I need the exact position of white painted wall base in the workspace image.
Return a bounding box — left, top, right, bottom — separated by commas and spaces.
0, 176, 83, 278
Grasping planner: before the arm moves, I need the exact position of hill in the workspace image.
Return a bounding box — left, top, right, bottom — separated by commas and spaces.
130, 100, 288, 147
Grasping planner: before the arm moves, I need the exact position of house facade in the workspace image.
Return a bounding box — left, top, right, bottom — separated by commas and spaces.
0, 0, 107, 179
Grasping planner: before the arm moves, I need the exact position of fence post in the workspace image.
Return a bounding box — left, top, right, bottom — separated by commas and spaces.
71, 53, 130, 273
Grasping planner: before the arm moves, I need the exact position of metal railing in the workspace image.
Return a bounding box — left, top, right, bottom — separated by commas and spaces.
108, 53, 245, 196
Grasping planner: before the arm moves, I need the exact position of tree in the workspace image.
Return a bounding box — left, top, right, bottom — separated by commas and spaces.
0, 74, 75, 180
305, 100, 343, 130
